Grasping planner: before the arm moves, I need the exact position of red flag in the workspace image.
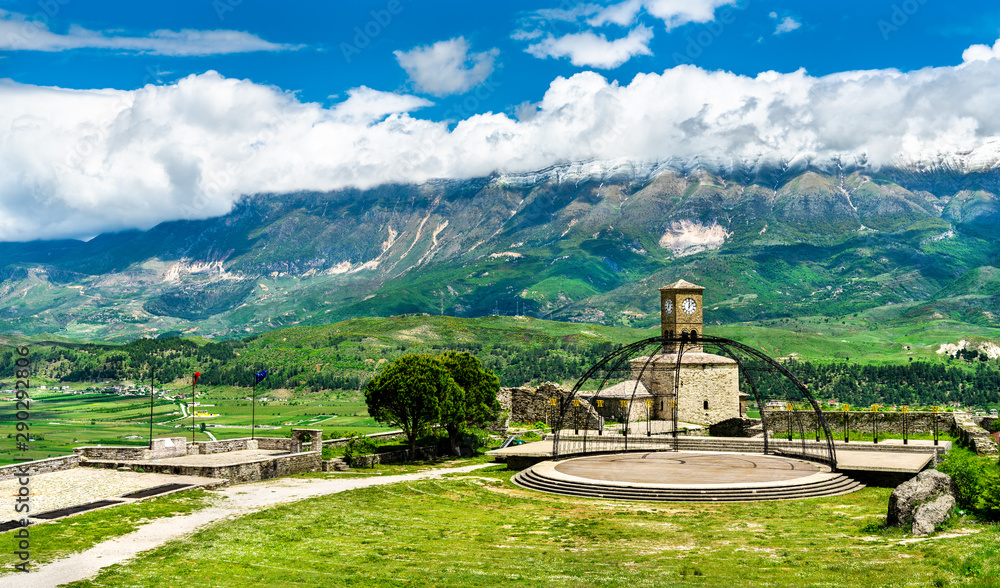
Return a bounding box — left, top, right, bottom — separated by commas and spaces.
192, 371, 201, 386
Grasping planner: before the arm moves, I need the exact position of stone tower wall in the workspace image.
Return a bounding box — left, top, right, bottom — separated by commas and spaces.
630, 359, 741, 425
674, 363, 740, 425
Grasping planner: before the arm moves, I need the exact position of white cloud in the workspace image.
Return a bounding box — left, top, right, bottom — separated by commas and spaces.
394, 37, 498, 97
962, 38, 1000, 63
526, 26, 654, 69
589, 0, 737, 30
587, 0, 643, 26
6, 39, 1000, 241
772, 15, 802, 35
0, 10, 297, 55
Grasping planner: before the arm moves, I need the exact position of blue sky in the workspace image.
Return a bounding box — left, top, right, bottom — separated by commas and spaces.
3, 1, 998, 118
2, 0, 1000, 240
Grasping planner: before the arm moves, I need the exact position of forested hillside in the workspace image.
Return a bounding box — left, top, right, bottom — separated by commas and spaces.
2, 315, 998, 411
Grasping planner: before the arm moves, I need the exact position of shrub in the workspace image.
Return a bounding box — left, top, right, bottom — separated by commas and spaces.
937, 448, 1000, 520
343, 433, 377, 466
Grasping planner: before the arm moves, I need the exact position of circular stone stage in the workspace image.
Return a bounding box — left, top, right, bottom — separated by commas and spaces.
512, 451, 864, 502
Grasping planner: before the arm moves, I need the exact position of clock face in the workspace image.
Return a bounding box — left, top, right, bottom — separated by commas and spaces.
681, 297, 697, 315
662, 299, 673, 314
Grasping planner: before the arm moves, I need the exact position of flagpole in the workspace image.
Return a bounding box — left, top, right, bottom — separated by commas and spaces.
148, 364, 155, 450
191, 372, 200, 443
251, 369, 267, 440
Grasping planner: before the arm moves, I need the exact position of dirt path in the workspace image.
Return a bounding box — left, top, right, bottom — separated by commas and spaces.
13, 463, 494, 587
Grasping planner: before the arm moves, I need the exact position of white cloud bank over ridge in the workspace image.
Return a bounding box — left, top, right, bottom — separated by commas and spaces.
0, 9, 297, 55
4, 42, 1000, 240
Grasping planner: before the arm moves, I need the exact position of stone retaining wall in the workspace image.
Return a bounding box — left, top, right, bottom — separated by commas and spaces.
322, 430, 407, 447
954, 412, 999, 456
0, 455, 80, 481
349, 445, 438, 468
85, 451, 323, 483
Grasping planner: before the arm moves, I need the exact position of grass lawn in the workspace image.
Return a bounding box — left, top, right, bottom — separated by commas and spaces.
0, 489, 212, 571
64, 468, 1000, 588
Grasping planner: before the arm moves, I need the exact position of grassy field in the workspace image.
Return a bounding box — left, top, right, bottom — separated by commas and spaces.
0, 386, 393, 466
59, 467, 1000, 588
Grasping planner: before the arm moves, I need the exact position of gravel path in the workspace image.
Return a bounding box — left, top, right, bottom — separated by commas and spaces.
10, 463, 494, 587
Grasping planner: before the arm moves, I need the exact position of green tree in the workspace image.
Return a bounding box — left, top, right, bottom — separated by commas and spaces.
364, 354, 457, 459
438, 351, 501, 455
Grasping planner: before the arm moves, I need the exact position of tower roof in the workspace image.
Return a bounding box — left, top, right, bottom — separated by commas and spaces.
660, 279, 704, 291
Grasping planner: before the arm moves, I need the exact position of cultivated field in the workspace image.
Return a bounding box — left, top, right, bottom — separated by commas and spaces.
0, 386, 390, 465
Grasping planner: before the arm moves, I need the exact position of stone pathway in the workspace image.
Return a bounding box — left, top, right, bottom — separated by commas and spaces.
0, 468, 224, 516
5, 462, 494, 587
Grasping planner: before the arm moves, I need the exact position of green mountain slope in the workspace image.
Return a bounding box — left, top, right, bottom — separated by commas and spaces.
0, 165, 998, 340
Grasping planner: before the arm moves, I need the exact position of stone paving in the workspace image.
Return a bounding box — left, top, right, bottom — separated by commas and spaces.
553, 452, 828, 485
84, 448, 289, 467
0, 468, 224, 517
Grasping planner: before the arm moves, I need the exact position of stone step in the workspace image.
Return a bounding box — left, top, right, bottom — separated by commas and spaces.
512, 468, 864, 502
516, 468, 862, 497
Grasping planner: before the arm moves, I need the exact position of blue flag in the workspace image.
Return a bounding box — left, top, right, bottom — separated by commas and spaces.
254, 369, 268, 384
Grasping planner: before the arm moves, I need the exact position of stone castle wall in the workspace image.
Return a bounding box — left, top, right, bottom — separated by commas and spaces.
498, 382, 602, 431
587, 395, 652, 423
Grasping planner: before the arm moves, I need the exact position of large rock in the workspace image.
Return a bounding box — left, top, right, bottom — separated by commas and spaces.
887, 469, 958, 536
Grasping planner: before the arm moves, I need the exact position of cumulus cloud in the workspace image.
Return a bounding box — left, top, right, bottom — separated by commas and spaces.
394, 37, 498, 96
526, 26, 654, 68
962, 38, 1000, 63
0, 9, 297, 55
6, 40, 1000, 241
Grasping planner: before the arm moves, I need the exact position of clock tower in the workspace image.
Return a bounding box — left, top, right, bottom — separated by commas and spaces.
660, 279, 704, 343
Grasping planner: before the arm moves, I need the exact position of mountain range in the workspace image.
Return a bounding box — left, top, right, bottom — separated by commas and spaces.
1, 160, 999, 341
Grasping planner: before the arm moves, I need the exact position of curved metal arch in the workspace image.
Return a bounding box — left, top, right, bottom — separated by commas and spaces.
552, 333, 837, 469
552, 337, 663, 456
699, 335, 836, 467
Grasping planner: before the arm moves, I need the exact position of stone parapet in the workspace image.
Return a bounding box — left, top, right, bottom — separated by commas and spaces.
0, 455, 80, 481
762, 411, 956, 437
256, 437, 296, 451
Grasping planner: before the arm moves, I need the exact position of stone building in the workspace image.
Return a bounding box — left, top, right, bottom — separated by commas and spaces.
588, 280, 741, 427
635, 279, 742, 426
496, 280, 743, 429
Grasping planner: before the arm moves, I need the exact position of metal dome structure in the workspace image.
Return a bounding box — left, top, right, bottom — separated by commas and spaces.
550, 333, 838, 469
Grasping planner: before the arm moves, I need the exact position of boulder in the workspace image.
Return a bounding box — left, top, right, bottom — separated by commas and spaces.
887, 469, 958, 535
912, 495, 956, 536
